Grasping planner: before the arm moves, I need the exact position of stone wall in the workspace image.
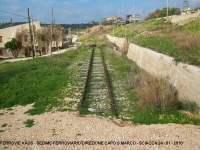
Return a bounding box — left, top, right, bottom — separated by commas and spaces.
106, 35, 200, 105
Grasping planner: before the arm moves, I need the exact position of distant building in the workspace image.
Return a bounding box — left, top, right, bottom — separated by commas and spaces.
107, 16, 119, 22
0, 21, 62, 58
126, 14, 142, 23
102, 16, 125, 25
182, 7, 199, 15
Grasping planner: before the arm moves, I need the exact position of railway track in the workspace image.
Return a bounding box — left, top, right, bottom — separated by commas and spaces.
78, 47, 116, 117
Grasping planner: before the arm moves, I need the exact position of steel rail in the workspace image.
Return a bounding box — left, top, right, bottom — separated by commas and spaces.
101, 49, 116, 117
79, 48, 94, 112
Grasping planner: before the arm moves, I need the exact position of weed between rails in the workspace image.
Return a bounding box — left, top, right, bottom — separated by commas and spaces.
1, 33, 199, 125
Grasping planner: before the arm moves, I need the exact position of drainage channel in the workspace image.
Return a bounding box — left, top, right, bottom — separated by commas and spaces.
79, 48, 116, 117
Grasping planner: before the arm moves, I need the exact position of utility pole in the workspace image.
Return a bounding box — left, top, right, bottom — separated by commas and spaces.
30, 12, 36, 58
133, 0, 135, 22
10, 18, 12, 27
113, 22, 115, 36
167, 0, 169, 17
50, 7, 53, 56
122, 4, 124, 19
27, 8, 34, 59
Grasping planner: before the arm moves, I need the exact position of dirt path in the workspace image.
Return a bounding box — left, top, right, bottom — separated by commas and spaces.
0, 104, 200, 150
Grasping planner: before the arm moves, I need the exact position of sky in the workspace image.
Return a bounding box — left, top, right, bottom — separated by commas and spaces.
0, 0, 200, 24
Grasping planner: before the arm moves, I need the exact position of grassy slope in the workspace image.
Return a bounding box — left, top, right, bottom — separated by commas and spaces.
109, 18, 200, 66
103, 47, 200, 125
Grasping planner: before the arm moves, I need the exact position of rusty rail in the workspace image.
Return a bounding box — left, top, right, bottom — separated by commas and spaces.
101, 49, 116, 117
79, 47, 116, 117
79, 48, 94, 112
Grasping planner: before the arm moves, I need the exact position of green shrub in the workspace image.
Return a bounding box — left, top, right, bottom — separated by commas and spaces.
176, 100, 200, 114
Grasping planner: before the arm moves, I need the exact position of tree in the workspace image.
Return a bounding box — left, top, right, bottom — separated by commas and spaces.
15, 25, 38, 57
144, 12, 156, 21
53, 25, 63, 50
37, 26, 51, 53
194, 7, 200, 11
145, 7, 181, 21
4, 38, 22, 58
15, 26, 31, 56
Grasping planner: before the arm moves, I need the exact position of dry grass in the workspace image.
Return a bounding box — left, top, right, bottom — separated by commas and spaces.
96, 42, 107, 47
120, 39, 130, 55
78, 25, 112, 42
128, 68, 178, 113
78, 34, 89, 41
85, 42, 96, 47
172, 31, 200, 51
147, 19, 200, 52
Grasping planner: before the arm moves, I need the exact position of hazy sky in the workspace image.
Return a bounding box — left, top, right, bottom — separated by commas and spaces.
0, 0, 200, 24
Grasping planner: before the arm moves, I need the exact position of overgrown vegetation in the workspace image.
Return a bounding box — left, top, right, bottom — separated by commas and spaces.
108, 17, 200, 66
1, 25, 200, 124
77, 28, 200, 124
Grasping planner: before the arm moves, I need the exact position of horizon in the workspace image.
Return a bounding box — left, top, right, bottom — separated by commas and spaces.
0, 0, 200, 24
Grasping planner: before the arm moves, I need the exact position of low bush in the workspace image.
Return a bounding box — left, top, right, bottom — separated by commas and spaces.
120, 39, 130, 55
133, 72, 178, 113
176, 99, 200, 114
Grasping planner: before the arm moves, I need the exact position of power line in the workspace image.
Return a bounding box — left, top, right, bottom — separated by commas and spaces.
0, 9, 28, 19
0, 9, 37, 21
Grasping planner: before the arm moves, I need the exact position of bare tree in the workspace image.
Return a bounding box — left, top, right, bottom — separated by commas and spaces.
15, 26, 31, 56
15, 25, 37, 57
37, 26, 51, 53
53, 25, 63, 50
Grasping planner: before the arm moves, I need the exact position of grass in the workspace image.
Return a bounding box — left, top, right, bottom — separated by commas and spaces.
52, 129, 58, 136
76, 34, 200, 124
177, 99, 200, 114
0, 130, 5, 133
103, 46, 200, 125
132, 107, 200, 125
0, 48, 89, 115
23, 119, 34, 128
1, 123, 7, 127
107, 18, 200, 66
1, 32, 199, 125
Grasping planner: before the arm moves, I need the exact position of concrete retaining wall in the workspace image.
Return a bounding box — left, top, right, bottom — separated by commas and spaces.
106, 35, 128, 49
106, 35, 200, 105
170, 12, 200, 25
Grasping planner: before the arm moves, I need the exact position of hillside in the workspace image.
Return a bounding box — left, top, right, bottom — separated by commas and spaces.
108, 17, 200, 66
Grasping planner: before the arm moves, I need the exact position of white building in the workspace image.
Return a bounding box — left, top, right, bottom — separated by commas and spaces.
0, 21, 62, 58
126, 14, 142, 22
